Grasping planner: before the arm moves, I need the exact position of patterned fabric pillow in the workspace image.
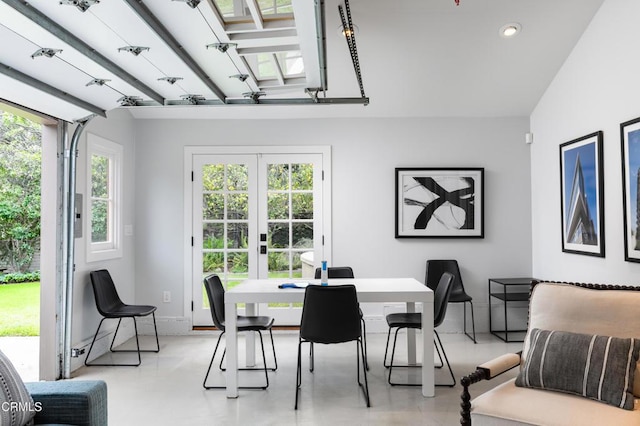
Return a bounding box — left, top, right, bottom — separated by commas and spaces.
0, 349, 36, 426
516, 328, 640, 410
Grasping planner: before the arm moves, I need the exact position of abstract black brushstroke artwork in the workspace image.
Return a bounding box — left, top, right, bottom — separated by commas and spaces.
395, 168, 484, 238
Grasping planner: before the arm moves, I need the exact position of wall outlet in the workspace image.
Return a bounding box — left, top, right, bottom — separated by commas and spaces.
71, 348, 85, 358
163, 291, 171, 303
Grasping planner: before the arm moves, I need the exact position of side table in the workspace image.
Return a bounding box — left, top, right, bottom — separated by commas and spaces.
488, 277, 537, 342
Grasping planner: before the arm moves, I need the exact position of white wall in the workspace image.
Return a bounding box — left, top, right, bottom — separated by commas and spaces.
68, 108, 138, 367
530, 0, 640, 284
134, 116, 532, 333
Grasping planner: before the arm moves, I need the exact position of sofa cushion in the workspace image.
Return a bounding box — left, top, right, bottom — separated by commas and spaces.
516, 328, 640, 410
472, 378, 640, 426
523, 283, 640, 397
0, 349, 36, 426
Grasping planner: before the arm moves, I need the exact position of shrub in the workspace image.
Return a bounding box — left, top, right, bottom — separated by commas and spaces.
0, 270, 40, 284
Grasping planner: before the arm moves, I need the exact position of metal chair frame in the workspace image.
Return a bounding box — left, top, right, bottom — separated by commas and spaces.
85, 270, 160, 367
202, 274, 277, 390
383, 271, 456, 387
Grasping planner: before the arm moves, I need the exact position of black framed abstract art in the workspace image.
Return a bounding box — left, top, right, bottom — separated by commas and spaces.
620, 117, 640, 262
395, 167, 484, 238
559, 131, 605, 257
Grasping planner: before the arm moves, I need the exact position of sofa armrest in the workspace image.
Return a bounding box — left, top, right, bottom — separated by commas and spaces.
24, 380, 107, 426
460, 352, 521, 426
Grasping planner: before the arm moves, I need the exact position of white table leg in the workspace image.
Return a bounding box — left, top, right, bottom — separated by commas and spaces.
225, 301, 238, 398
245, 302, 256, 367
406, 302, 416, 365
422, 299, 435, 397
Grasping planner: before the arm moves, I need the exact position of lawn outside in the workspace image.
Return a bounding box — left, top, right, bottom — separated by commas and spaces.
0, 281, 40, 336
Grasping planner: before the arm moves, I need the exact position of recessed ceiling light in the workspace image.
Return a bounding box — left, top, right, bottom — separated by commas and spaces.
499, 23, 521, 38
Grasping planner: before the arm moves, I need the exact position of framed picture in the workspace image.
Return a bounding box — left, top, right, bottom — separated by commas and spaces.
620, 117, 640, 262
559, 131, 605, 257
395, 167, 484, 238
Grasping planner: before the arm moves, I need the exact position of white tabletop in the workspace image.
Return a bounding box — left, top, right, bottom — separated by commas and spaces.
226, 278, 433, 303
224, 277, 435, 398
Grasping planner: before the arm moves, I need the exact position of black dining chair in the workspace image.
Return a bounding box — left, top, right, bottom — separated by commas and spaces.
313, 266, 368, 370
425, 259, 476, 343
295, 284, 370, 409
383, 271, 456, 387
202, 274, 277, 390
85, 269, 160, 367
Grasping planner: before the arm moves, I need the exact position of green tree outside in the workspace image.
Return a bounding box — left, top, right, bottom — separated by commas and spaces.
0, 111, 41, 273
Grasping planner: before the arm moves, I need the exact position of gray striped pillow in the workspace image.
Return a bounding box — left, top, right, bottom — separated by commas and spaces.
0, 349, 35, 425
516, 328, 640, 410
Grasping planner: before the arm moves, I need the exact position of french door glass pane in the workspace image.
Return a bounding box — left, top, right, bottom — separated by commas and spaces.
201, 163, 250, 294
266, 162, 313, 282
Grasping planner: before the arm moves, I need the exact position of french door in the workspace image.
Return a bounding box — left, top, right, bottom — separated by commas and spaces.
189, 148, 329, 326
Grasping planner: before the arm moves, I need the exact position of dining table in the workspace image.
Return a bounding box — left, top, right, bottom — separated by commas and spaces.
224, 277, 435, 398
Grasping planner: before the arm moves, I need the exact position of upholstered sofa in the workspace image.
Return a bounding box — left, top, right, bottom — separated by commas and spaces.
1, 349, 107, 426
460, 281, 640, 425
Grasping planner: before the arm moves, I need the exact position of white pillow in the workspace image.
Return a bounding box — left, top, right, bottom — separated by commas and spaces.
0, 349, 36, 426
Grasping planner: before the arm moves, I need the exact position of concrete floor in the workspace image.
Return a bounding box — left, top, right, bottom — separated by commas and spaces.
45, 331, 524, 425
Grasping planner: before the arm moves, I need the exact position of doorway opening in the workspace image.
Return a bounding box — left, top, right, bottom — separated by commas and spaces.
0, 108, 43, 381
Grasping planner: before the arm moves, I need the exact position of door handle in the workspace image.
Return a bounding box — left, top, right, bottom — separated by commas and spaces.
260, 245, 267, 254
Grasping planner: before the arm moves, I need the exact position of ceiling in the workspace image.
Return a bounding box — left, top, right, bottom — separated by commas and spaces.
0, 0, 605, 122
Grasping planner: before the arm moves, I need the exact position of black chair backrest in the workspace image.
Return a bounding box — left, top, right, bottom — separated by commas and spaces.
434, 272, 455, 328
300, 285, 361, 344
313, 266, 355, 279
203, 274, 226, 331
89, 269, 125, 316
425, 259, 466, 297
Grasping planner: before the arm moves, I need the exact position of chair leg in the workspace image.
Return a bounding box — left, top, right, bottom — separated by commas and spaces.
268, 328, 278, 371
361, 318, 369, 371
463, 301, 477, 344
85, 317, 143, 367
434, 330, 456, 387
357, 338, 371, 407
309, 342, 314, 372
295, 338, 303, 409
383, 327, 393, 368
387, 327, 421, 386
203, 332, 226, 389
219, 329, 278, 372
204, 331, 270, 390
110, 313, 160, 354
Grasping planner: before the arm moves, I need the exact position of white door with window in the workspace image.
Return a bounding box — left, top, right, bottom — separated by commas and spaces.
187, 147, 330, 326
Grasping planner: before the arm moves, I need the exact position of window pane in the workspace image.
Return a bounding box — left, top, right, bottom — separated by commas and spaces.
227, 164, 248, 191
292, 252, 303, 277
292, 193, 312, 219
258, 0, 292, 15
292, 222, 312, 248
203, 193, 224, 220
277, 51, 305, 76
268, 193, 289, 219
291, 163, 313, 190
91, 155, 109, 198
203, 223, 224, 249
203, 164, 224, 191
227, 193, 248, 219
203, 252, 223, 274
268, 222, 289, 248
268, 163, 289, 190
268, 251, 289, 274
228, 251, 248, 274
91, 200, 108, 243
227, 222, 249, 249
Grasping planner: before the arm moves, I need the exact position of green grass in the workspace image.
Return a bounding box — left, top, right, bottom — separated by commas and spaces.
0, 282, 40, 336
